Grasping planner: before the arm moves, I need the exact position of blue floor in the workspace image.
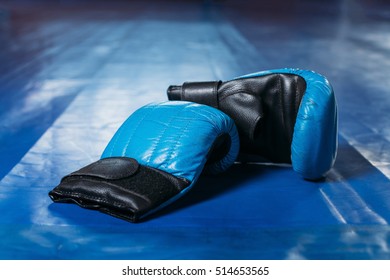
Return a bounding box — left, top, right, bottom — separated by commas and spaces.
0, 0, 389, 259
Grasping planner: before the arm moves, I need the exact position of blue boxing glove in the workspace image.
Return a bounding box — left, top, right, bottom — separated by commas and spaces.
167, 68, 337, 180
49, 101, 239, 222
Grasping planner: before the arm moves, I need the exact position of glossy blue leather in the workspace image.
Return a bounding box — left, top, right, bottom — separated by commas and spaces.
240, 69, 338, 180
102, 101, 240, 183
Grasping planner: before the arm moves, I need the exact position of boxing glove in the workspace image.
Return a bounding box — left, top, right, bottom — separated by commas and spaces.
49, 101, 239, 222
167, 68, 337, 180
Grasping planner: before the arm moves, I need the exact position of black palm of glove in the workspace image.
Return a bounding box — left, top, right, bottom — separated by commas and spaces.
168, 73, 306, 163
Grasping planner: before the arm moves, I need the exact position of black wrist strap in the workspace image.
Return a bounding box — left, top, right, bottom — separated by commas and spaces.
49, 157, 190, 222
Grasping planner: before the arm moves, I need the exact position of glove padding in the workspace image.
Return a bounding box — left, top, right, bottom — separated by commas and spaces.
49, 101, 239, 222
167, 68, 338, 180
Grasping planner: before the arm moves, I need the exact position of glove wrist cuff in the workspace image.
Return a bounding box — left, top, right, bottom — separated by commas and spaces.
49, 157, 190, 222
167, 81, 221, 108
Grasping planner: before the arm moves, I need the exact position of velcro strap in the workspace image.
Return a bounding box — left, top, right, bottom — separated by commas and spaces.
182, 81, 221, 108
66, 157, 139, 180
49, 157, 190, 222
